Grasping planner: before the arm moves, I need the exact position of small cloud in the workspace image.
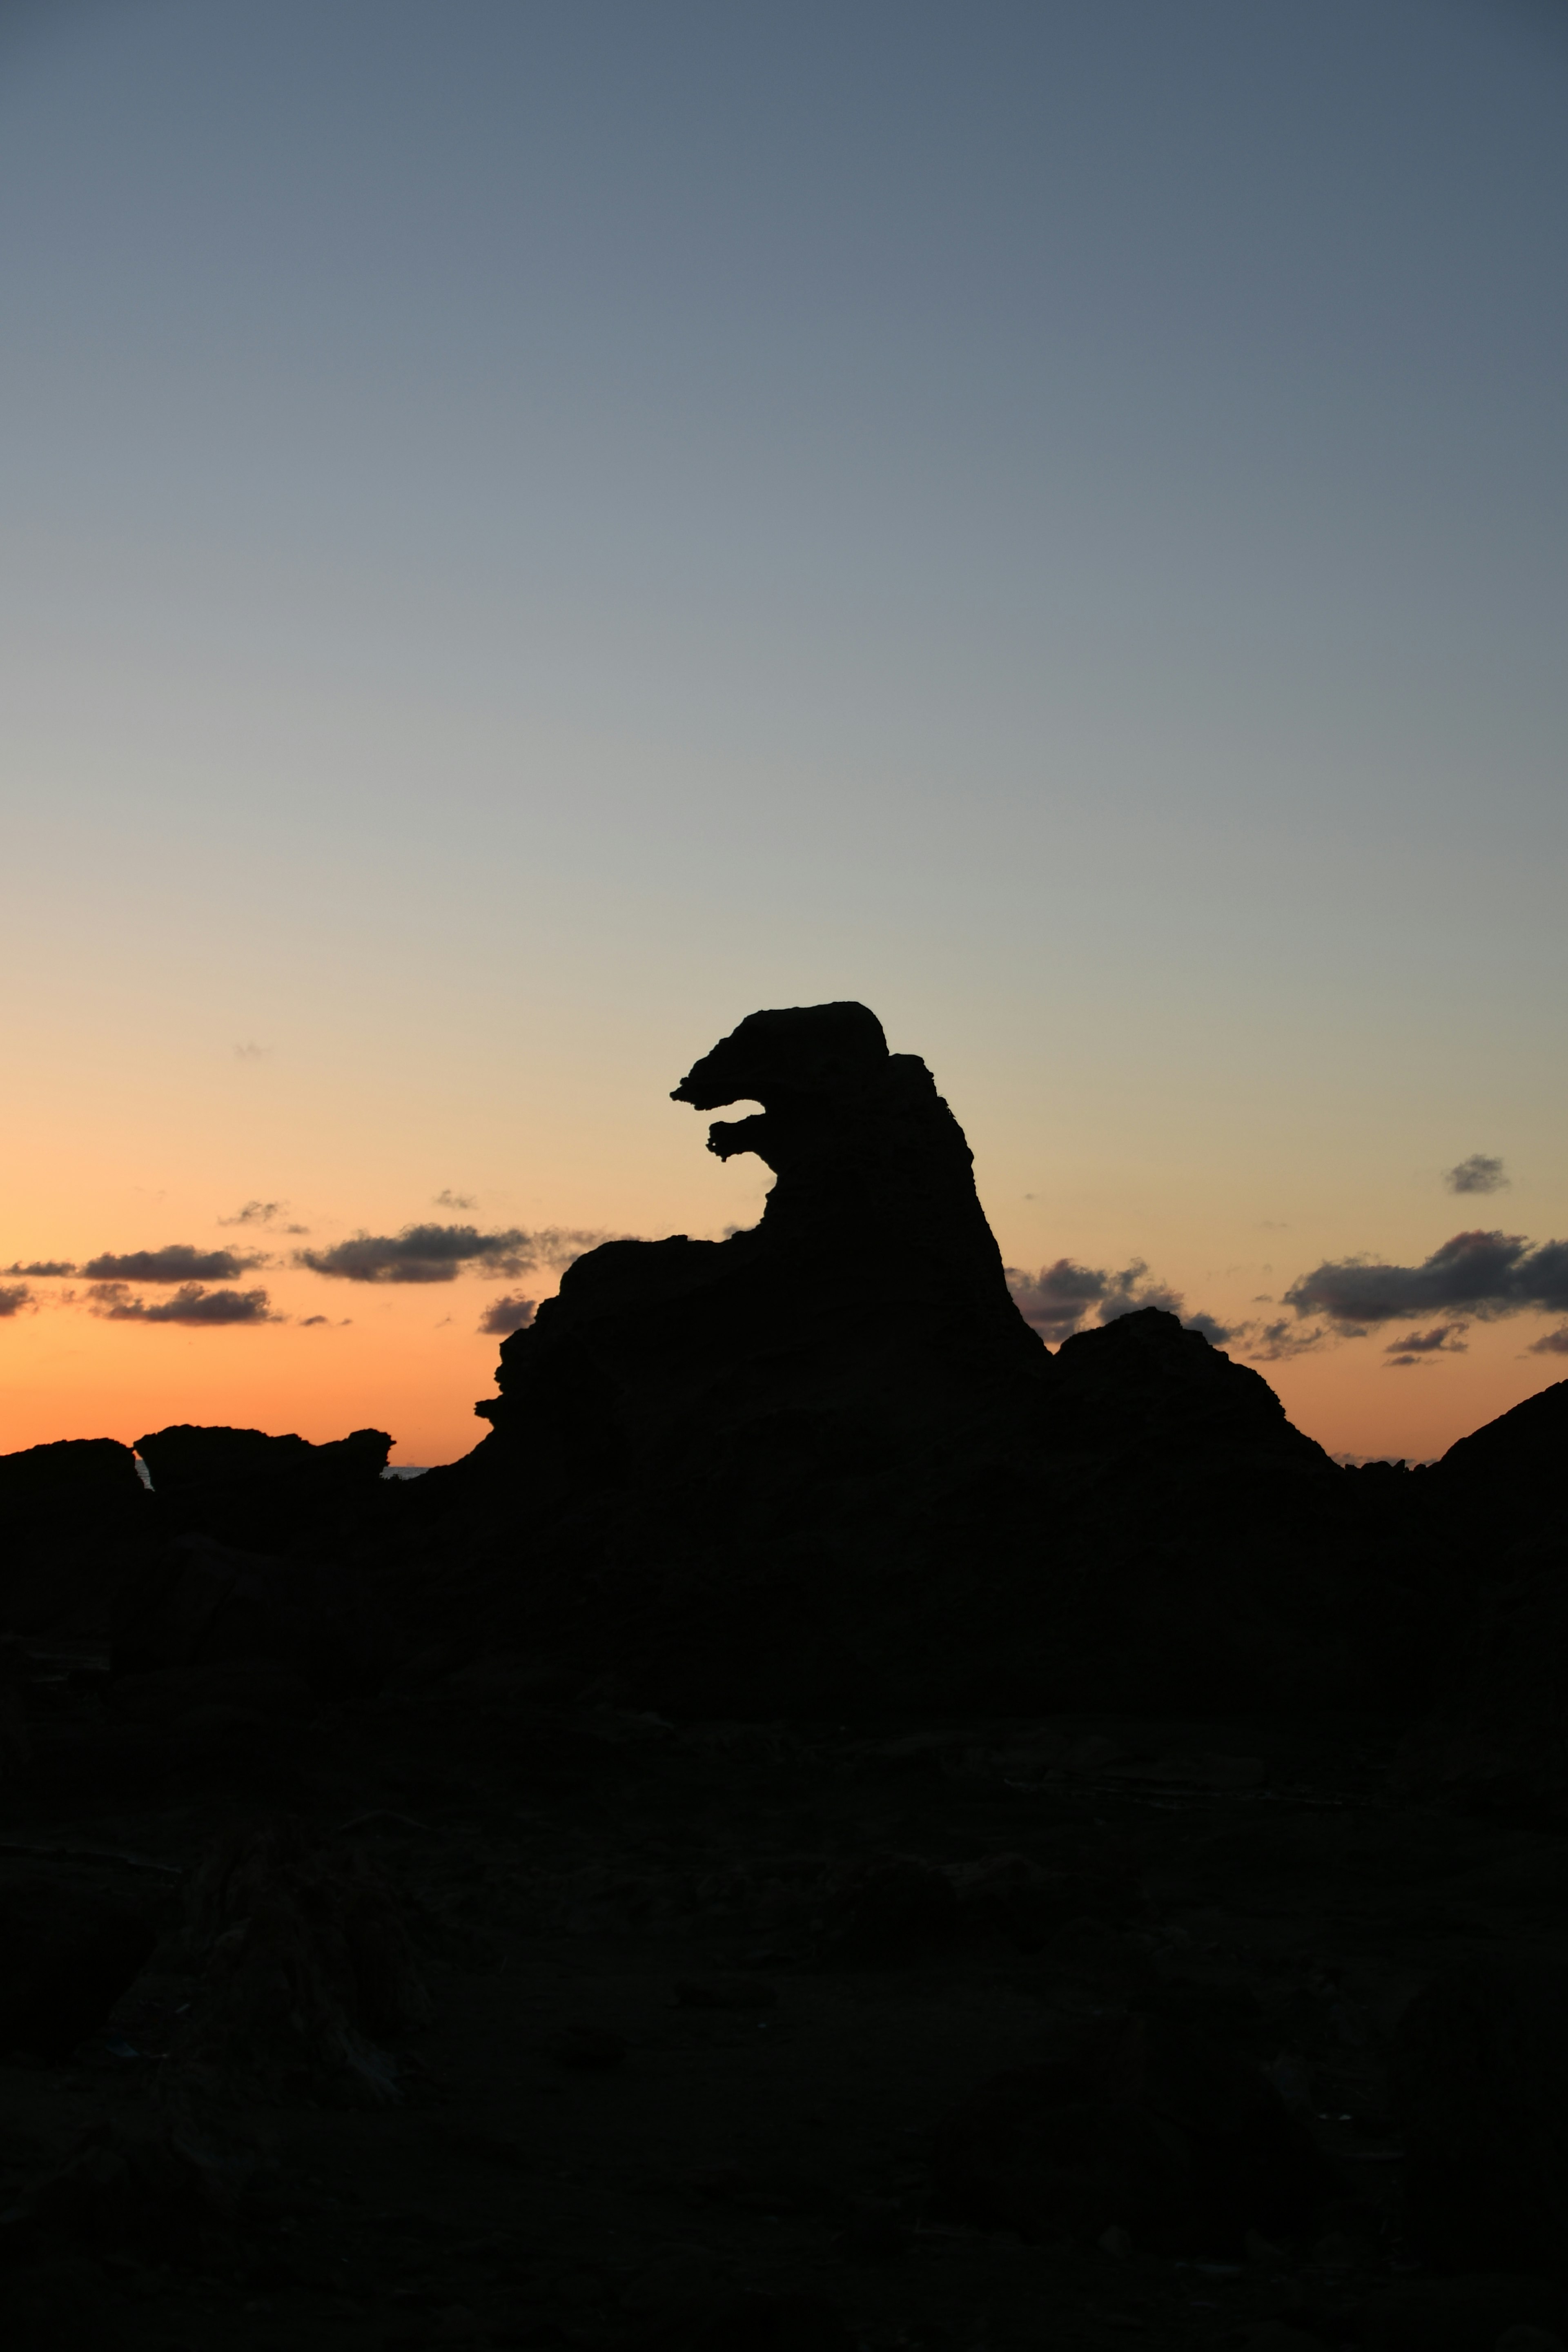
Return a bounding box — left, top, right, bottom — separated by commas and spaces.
300, 1314, 330, 1327
1182, 1311, 1236, 1345
1099, 1261, 1185, 1322
434, 1189, 477, 1210
3, 1259, 76, 1277
1445, 1154, 1508, 1196
1244, 1318, 1335, 1362
218, 1200, 286, 1227
1384, 1322, 1468, 1358
1254, 1220, 1290, 1231
87, 1282, 279, 1325
285, 1223, 311, 1235
0, 1283, 33, 1318
82, 1243, 267, 1283
1008, 1258, 1112, 1340
234, 1041, 269, 1061
1528, 1326, 1568, 1356
479, 1292, 536, 1336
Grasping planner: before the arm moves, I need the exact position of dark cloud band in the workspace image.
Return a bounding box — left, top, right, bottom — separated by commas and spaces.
87, 1283, 277, 1326
296, 1224, 610, 1284
1283, 1229, 1568, 1330
82, 1243, 267, 1283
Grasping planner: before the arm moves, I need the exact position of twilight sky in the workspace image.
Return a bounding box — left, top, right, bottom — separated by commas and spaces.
3, 0, 1566, 1466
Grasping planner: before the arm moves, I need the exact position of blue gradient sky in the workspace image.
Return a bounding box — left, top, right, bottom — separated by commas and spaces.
3, 0, 1566, 1463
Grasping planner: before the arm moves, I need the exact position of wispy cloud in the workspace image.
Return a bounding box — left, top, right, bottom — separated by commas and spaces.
87, 1282, 278, 1325
1528, 1326, 1568, 1357
234, 1041, 269, 1061
2, 1259, 75, 1277
435, 1188, 476, 1210
296, 1223, 612, 1284
218, 1199, 288, 1227
0, 1283, 33, 1318
1244, 1318, 1334, 1361
82, 1243, 267, 1283
1445, 1154, 1508, 1196
1384, 1321, 1469, 1367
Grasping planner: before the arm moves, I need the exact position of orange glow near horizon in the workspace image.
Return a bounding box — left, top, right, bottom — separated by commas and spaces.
2, 1180, 1562, 1470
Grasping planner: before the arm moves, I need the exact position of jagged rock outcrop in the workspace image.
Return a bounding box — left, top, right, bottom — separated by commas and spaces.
476, 1001, 1048, 1478
134, 1423, 393, 1554
0, 1436, 151, 1633
1392, 1381, 1568, 1814
390, 1003, 1428, 1714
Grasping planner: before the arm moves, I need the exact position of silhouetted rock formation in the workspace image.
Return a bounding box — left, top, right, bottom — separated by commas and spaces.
1050, 1308, 1330, 1474
375, 1003, 1433, 1715
476, 1001, 1047, 1475
1431, 1374, 1568, 1539
0, 1436, 149, 1634
1392, 1379, 1568, 1815
134, 1423, 392, 1554
0, 1425, 394, 1649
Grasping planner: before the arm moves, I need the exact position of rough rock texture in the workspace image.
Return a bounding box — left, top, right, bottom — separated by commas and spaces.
931, 1995, 1335, 2250
1391, 1961, 1568, 2277
159, 1819, 431, 2134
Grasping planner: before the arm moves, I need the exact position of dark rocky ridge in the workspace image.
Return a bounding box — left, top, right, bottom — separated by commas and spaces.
8, 1000, 1563, 1732
410, 1004, 1436, 1717
7, 1002, 1568, 2350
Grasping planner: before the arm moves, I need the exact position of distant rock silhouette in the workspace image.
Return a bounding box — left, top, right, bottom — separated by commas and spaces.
8, 1005, 1561, 1734
0, 1436, 149, 1633
1050, 1307, 1331, 1474
1393, 1378, 1568, 1814
134, 1422, 392, 1553
0, 1424, 392, 1644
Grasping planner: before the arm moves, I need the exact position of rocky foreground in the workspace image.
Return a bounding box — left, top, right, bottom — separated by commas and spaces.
2, 1004, 1567, 2352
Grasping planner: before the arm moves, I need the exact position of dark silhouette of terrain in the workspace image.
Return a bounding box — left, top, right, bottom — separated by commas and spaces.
4, 1001, 1568, 2352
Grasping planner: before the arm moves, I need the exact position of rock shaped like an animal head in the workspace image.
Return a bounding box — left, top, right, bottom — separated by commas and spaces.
671, 1001, 889, 1116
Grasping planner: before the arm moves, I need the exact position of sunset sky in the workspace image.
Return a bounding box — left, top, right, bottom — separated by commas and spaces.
3, 0, 1566, 1467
